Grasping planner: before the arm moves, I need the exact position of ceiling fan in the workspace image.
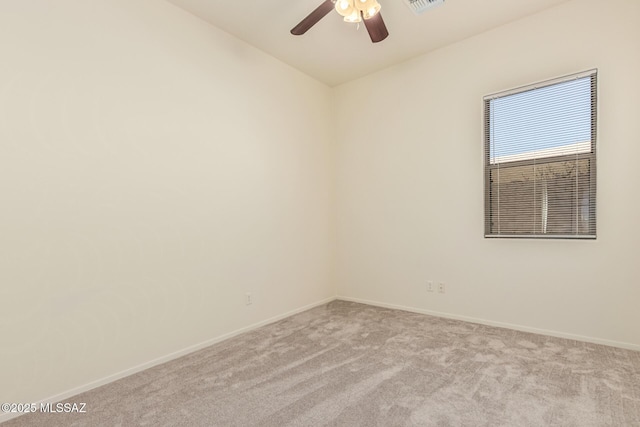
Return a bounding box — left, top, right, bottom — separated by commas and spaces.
291, 0, 389, 43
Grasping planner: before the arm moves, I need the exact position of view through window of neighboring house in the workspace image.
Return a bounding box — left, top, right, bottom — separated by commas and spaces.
484, 70, 597, 238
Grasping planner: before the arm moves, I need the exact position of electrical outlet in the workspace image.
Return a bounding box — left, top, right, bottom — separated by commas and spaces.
426, 281, 434, 292
245, 292, 253, 305
438, 282, 445, 293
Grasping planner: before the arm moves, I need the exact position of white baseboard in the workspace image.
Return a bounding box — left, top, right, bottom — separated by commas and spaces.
0, 296, 336, 425
337, 295, 640, 352
4, 295, 636, 424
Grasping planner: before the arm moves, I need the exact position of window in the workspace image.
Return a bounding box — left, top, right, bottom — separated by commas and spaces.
484, 70, 597, 239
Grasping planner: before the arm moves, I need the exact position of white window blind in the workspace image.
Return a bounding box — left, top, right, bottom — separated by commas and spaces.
484, 70, 597, 239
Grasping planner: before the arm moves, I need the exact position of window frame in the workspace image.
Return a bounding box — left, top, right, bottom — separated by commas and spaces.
483, 69, 598, 239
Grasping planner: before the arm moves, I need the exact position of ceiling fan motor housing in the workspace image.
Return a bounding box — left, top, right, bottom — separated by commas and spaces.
402, 0, 445, 15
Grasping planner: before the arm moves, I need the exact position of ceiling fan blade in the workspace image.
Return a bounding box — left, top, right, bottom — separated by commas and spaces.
291, 0, 335, 36
363, 12, 389, 43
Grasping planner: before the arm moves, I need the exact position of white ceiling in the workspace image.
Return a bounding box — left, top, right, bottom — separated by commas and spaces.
166, 0, 572, 87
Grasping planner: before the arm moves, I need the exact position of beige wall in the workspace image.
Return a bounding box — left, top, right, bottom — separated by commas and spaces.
334, 0, 640, 348
0, 0, 334, 404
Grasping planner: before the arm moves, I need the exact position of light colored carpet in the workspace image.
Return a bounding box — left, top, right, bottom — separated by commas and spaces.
5, 300, 640, 426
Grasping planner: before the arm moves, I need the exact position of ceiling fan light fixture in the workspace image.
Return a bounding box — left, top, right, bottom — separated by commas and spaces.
354, 0, 376, 11
343, 9, 362, 23
335, 0, 355, 17
334, 0, 380, 23
362, 1, 381, 19
291, 0, 388, 43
